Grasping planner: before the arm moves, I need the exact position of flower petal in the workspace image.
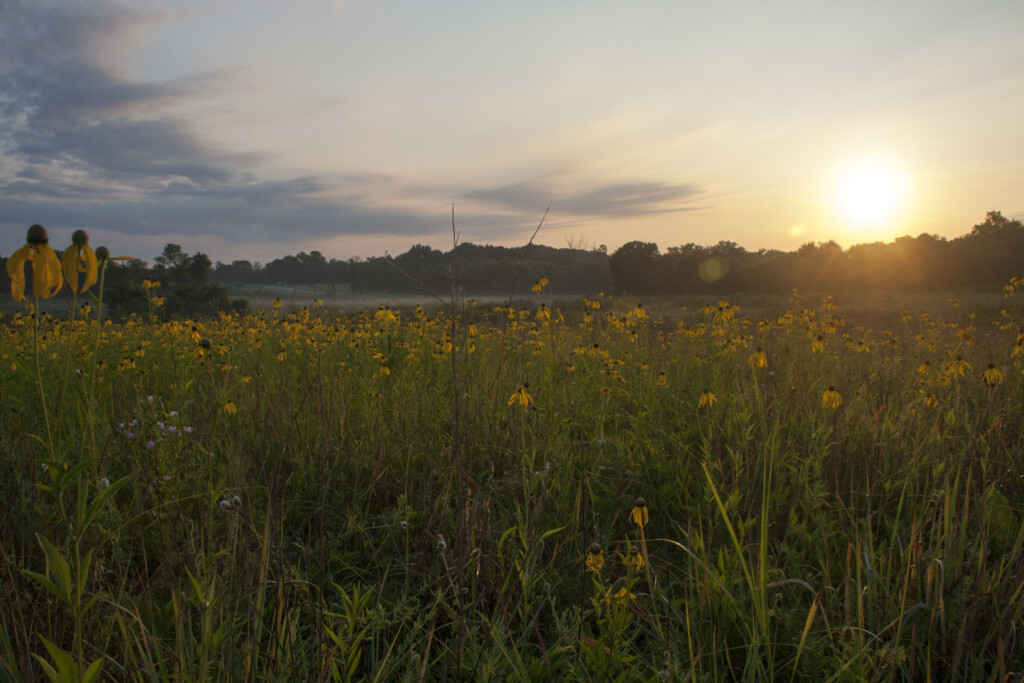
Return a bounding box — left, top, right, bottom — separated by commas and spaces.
80, 245, 98, 290
61, 245, 80, 290
6, 244, 33, 302
35, 245, 63, 298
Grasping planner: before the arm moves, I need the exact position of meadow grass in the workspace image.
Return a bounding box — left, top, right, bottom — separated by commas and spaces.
1, 285, 1022, 681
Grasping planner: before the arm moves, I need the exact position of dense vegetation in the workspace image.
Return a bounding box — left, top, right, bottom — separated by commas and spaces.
3, 212, 1021, 319
1, 258, 1023, 679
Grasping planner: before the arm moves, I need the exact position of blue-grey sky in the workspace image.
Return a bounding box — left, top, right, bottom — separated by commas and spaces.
2, 0, 1023, 264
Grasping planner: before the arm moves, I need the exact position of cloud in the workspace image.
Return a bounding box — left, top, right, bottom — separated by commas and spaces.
465, 180, 704, 218
0, 0, 463, 253
0, 1, 699, 261
0, 2, 231, 185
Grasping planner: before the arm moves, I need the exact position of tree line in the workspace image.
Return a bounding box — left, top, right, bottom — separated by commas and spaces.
608, 211, 1024, 295
2, 212, 1021, 318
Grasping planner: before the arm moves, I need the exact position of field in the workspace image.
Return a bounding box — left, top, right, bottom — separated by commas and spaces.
1, 283, 1023, 681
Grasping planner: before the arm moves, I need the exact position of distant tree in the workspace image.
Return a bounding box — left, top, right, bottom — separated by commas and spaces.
610, 241, 660, 294
186, 252, 213, 284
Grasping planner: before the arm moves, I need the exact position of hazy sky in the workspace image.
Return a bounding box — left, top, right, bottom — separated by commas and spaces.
2, 0, 1023, 264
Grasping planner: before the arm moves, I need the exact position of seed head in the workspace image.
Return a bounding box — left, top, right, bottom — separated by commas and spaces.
71, 229, 89, 246
26, 224, 49, 245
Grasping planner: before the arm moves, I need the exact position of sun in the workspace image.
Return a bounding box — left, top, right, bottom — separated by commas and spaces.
833, 157, 909, 230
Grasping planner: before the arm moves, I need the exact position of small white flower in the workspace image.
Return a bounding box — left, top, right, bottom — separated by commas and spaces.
99, 477, 110, 490
436, 535, 447, 551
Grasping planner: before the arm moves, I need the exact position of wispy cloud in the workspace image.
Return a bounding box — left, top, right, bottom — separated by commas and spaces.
466, 180, 704, 219
0, 1, 458, 251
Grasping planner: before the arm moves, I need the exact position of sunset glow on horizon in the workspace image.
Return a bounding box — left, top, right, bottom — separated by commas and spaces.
2, 1, 1023, 263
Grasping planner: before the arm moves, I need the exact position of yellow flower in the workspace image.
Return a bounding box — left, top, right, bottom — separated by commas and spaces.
811, 335, 824, 353
748, 347, 767, 368
61, 230, 98, 293
822, 385, 842, 409
945, 355, 970, 377
507, 383, 534, 410
982, 363, 1003, 388
630, 497, 648, 528
586, 543, 604, 574
698, 388, 717, 408
623, 547, 644, 571
6, 224, 63, 302
375, 304, 398, 324
219, 401, 238, 416
605, 578, 637, 605
917, 361, 931, 376
656, 371, 667, 386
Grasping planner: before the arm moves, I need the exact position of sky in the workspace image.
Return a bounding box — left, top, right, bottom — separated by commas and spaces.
2, 0, 1023, 265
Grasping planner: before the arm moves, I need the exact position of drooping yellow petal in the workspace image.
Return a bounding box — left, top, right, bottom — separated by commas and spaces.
33, 244, 63, 298
61, 246, 79, 290
80, 244, 98, 290
6, 244, 32, 302
61, 244, 98, 293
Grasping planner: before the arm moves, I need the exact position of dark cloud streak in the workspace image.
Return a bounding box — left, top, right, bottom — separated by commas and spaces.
466, 180, 704, 218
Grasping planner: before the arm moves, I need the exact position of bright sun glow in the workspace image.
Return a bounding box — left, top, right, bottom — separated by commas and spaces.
834, 157, 909, 228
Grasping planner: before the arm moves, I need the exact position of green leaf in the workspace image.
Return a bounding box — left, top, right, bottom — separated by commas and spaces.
37, 635, 77, 682
81, 658, 105, 683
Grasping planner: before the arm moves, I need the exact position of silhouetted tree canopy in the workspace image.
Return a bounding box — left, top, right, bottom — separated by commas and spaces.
2, 212, 1021, 319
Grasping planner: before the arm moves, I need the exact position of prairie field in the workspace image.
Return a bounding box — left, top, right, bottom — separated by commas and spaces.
1, 283, 1023, 682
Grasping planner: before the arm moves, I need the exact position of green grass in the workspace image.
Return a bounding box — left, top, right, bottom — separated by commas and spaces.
0, 287, 1022, 681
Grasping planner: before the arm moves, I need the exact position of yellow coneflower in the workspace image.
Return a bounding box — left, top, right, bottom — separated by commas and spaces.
585, 543, 604, 574
507, 383, 534, 410
946, 355, 970, 377
656, 371, 667, 386
822, 385, 842, 409
6, 224, 63, 302
698, 388, 717, 408
982, 362, 1003, 388
375, 304, 398, 324
624, 547, 644, 571
219, 401, 238, 416
919, 390, 939, 408
811, 335, 825, 353
748, 346, 767, 368
917, 361, 932, 376
605, 578, 637, 605
536, 303, 551, 321
630, 497, 649, 528
61, 229, 98, 294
